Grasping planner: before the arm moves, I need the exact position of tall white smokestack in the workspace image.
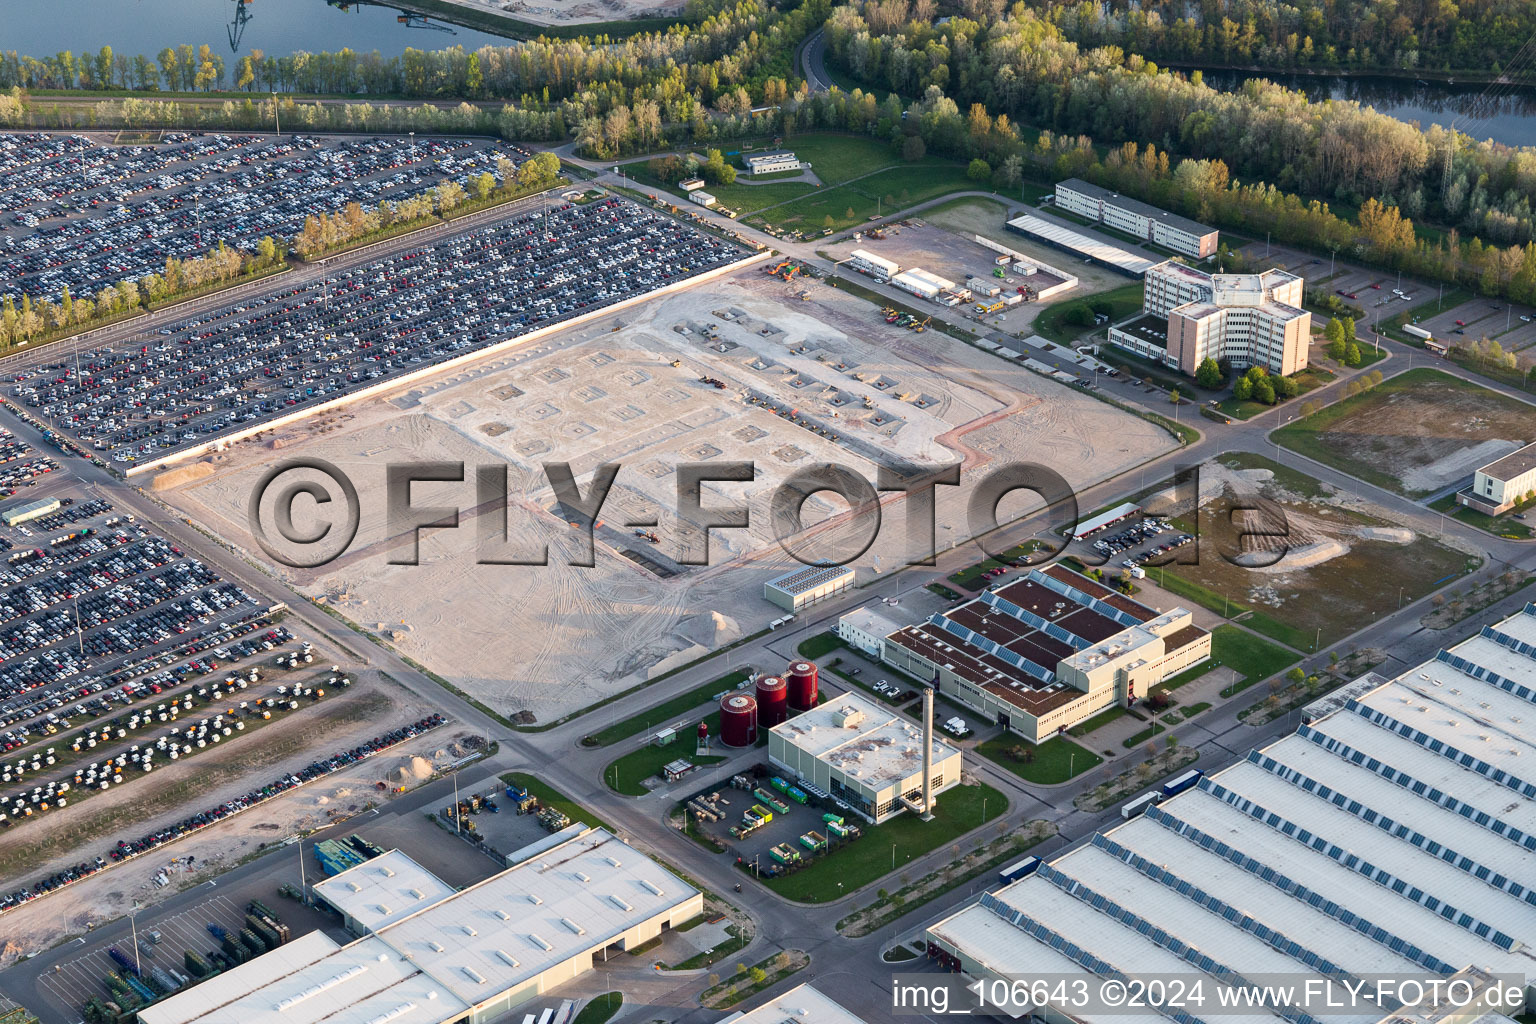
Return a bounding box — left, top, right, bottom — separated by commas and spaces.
922, 686, 934, 814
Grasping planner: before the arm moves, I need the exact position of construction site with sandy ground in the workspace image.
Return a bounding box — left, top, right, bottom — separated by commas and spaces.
153, 266, 1178, 724
1143, 453, 1482, 647
1272, 367, 1536, 498
0, 667, 481, 966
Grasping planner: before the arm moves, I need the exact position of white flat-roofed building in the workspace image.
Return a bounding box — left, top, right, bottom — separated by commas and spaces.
718, 983, 866, 1024
1005, 214, 1155, 276
746, 152, 803, 175
1054, 179, 1219, 259
890, 268, 957, 301
147, 828, 701, 1024
769, 689, 961, 823
313, 850, 457, 933
764, 563, 855, 612
926, 603, 1536, 1023
138, 932, 473, 1024
1458, 440, 1536, 514
847, 248, 900, 280
836, 605, 907, 657
688, 190, 716, 207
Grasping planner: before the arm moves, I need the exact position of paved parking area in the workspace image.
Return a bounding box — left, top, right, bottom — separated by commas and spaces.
36, 891, 251, 1022
10, 194, 751, 469
0, 131, 525, 301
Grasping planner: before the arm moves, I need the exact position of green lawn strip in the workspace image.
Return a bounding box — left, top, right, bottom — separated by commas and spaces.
1031, 282, 1144, 346
1427, 493, 1535, 540
500, 772, 613, 833
571, 994, 623, 1024
756, 781, 1008, 903
976, 735, 1102, 784
926, 583, 964, 600
1210, 625, 1302, 697
587, 670, 750, 746
836, 824, 1053, 937
796, 633, 847, 660
1183, 701, 1212, 716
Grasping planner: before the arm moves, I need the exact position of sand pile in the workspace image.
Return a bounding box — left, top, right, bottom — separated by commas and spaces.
711, 611, 741, 643
1240, 539, 1350, 573
386, 756, 435, 786
1357, 526, 1414, 543
1401, 438, 1518, 494
151, 462, 215, 490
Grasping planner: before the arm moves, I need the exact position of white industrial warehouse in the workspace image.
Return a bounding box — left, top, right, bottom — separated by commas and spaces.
927, 604, 1536, 1023
140, 829, 702, 1024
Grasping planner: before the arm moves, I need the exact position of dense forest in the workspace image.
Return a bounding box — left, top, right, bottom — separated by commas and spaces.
824, 3, 1536, 245
1034, 0, 1536, 74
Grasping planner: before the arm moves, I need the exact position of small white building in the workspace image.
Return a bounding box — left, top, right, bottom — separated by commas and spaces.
745, 152, 803, 175
688, 190, 716, 207
1459, 440, 1536, 514
719, 983, 868, 1024
769, 690, 962, 823
764, 563, 855, 612
836, 605, 907, 657
890, 268, 956, 301
678, 177, 706, 191
848, 248, 900, 280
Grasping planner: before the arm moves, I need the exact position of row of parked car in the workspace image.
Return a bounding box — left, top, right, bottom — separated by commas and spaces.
1, 131, 526, 301
0, 714, 446, 914
17, 196, 748, 463
0, 622, 295, 752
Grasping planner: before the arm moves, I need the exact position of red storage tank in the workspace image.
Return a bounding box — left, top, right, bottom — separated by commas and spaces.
719, 694, 758, 747
756, 675, 788, 728
786, 661, 819, 711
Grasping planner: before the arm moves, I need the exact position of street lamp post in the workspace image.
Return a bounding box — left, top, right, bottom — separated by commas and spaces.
272, 89, 279, 135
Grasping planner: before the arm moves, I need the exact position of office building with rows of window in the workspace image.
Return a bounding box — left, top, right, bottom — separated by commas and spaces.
1110, 260, 1311, 377
1054, 179, 1220, 259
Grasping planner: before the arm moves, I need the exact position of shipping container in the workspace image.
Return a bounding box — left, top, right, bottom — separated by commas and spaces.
1121, 792, 1162, 819
1160, 769, 1204, 798
997, 856, 1041, 884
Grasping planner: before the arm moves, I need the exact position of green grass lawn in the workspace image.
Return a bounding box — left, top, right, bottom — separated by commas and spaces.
1032, 283, 1144, 346
1209, 625, 1301, 697
500, 772, 613, 833
587, 670, 749, 747
604, 743, 726, 796
572, 994, 623, 1024
1184, 701, 1212, 716
976, 735, 1103, 784
1428, 493, 1535, 539
758, 780, 1007, 902
797, 633, 847, 660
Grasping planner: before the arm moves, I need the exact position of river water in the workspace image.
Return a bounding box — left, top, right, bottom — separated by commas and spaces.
1202, 69, 1536, 148
2, 0, 517, 59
